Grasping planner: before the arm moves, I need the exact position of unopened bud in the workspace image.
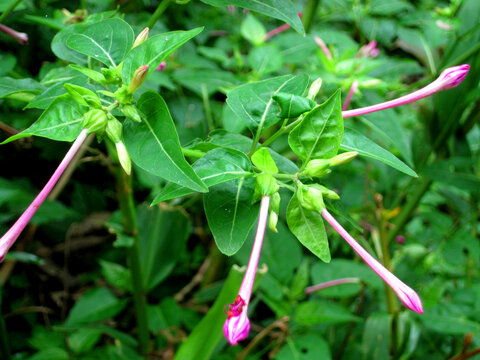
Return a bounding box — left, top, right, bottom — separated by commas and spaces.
128, 65, 149, 93
122, 105, 142, 122
82, 109, 108, 135
105, 117, 123, 144
270, 192, 281, 213
330, 152, 358, 166
308, 78, 322, 100
304, 159, 331, 178
297, 185, 325, 212
114, 86, 134, 105
314, 184, 340, 200
435, 64, 470, 90
64, 83, 102, 108
156, 61, 167, 71
254, 174, 279, 200
101, 67, 121, 84
132, 27, 149, 48
116, 141, 132, 175
268, 210, 278, 233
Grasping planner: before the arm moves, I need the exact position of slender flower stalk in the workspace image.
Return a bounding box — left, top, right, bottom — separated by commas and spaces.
0, 129, 88, 262
342, 64, 470, 118
314, 36, 332, 60
342, 80, 358, 111
224, 196, 270, 345
0, 23, 28, 45
305, 277, 360, 295
264, 12, 302, 40
321, 208, 423, 313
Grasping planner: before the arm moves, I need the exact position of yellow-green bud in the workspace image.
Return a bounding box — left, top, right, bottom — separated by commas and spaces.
101, 67, 121, 84
254, 174, 279, 200
114, 85, 134, 105
105, 117, 123, 144
314, 184, 340, 200
270, 192, 281, 213
128, 65, 149, 93
304, 159, 331, 178
116, 141, 131, 175
82, 109, 108, 135
330, 152, 358, 166
268, 210, 278, 233
308, 77, 322, 100
132, 27, 149, 48
122, 104, 142, 122
297, 185, 325, 212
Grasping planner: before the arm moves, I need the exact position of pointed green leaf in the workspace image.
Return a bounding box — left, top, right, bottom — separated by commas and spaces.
66, 18, 135, 67
340, 127, 418, 177
204, 177, 258, 255
0, 77, 44, 98
121, 27, 203, 85
51, 23, 88, 65
152, 147, 252, 204
124, 91, 207, 192
69, 64, 107, 84
2, 94, 85, 144
199, 0, 304, 35
289, 89, 343, 162
227, 74, 310, 134
287, 194, 330, 262
251, 148, 278, 174
273, 92, 316, 118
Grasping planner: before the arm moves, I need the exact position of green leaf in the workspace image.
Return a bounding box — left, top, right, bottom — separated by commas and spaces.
66, 287, 127, 326
294, 300, 361, 324
137, 205, 191, 291
287, 194, 330, 262
0, 77, 44, 98
123, 91, 207, 193
340, 127, 418, 177
204, 177, 258, 255
226, 74, 309, 134
274, 334, 331, 360
26, 348, 69, 360
69, 64, 107, 84
199, 0, 304, 35
241, 14, 266, 46
51, 23, 89, 65
121, 27, 203, 85
248, 44, 284, 76
175, 266, 244, 360
2, 94, 85, 144
68, 329, 102, 354
363, 313, 391, 360
99, 260, 132, 292
172, 68, 239, 97
273, 92, 316, 118
66, 18, 134, 67
251, 148, 278, 174
289, 89, 343, 162
152, 147, 252, 203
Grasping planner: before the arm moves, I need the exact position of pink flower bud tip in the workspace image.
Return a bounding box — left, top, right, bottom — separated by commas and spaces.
395, 282, 424, 314
223, 296, 250, 345
156, 61, 166, 71
396, 235, 405, 244
436, 64, 470, 90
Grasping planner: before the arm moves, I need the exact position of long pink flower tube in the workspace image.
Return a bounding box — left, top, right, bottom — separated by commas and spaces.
224, 195, 270, 345
321, 208, 423, 313
342, 64, 470, 118
0, 129, 88, 262
342, 80, 358, 111
0, 24, 28, 45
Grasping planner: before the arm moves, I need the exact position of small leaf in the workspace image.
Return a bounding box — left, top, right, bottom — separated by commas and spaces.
251, 148, 278, 174
2, 94, 85, 144
273, 92, 316, 118
227, 74, 310, 134
204, 177, 258, 255
340, 127, 418, 177
99, 260, 132, 292
287, 194, 330, 262
66, 18, 135, 67
152, 147, 252, 204
69, 64, 107, 83
241, 14, 266, 46
122, 27, 203, 86
248, 44, 284, 76
289, 89, 343, 163
123, 91, 207, 193
0, 77, 44, 98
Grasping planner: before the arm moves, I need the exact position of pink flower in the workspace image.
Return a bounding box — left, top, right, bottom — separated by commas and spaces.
342, 64, 470, 118
224, 196, 270, 345
156, 61, 166, 71
357, 40, 379, 58
0, 24, 28, 45
0, 130, 88, 262
321, 208, 423, 313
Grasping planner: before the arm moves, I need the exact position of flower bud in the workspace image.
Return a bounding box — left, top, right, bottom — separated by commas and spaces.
308, 78, 322, 100
101, 67, 122, 84
122, 105, 142, 122
128, 65, 149, 93
114, 86, 134, 105
156, 61, 167, 71
116, 141, 132, 175
270, 192, 281, 213
105, 117, 123, 144
268, 210, 278, 233
0, 24, 28, 45
435, 64, 470, 90
330, 151, 358, 166
254, 174, 279, 200
132, 27, 149, 48
304, 159, 331, 178
82, 109, 108, 135
297, 185, 325, 212
314, 184, 340, 200
64, 83, 102, 108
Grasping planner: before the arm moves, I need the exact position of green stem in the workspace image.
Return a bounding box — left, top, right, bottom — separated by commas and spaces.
0, 0, 22, 23
146, 0, 171, 29
114, 163, 149, 356
201, 84, 214, 133
261, 116, 303, 149
302, 0, 321, 34
182, 147, 206, 159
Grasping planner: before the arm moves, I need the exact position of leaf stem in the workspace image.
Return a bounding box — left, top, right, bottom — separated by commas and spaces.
0, 0, 22, 24
261, 116, 302, 149
113, 158, 150, 356
146, 0, 171, 29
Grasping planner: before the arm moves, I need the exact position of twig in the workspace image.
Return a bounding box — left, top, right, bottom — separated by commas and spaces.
174, 256, 211, 302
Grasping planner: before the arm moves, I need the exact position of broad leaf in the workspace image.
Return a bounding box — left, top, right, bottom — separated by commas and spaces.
287, 194, 330, 262
2, 94, 85, 144
273, 92, 316, 118
199, 0, 304, 35
66, 18, 134, 67
248, 45, 283, 76
152, 147, 252, 204
172, 68, 239, 96
275, 334, 331, 360
124, 91, 207, 192
340, 127, 418, 177
51, 23, 89, 65
0, 77, 44, 98
289, 89, 343, 162
363, 313, 391, 360
294, 300, 360, 324
121, 27, 203, 85
227, 73, 310, 135
204, 177, 258, 255
251, 148, 278, 174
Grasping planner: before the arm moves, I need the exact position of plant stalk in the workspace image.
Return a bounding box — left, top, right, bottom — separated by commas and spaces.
146, 0, 171, 29
114, 165, 150, 356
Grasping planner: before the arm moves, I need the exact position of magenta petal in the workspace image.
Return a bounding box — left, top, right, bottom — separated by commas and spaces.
223, 310, 250, 345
